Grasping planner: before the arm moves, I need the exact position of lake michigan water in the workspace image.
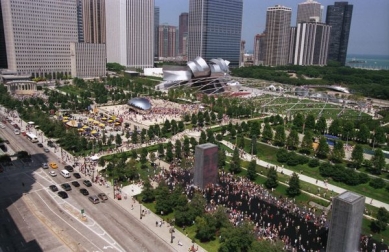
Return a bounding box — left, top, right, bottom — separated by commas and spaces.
346, 54, 389, 70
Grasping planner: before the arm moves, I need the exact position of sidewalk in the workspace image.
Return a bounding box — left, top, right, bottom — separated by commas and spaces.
221, 140, 389, 210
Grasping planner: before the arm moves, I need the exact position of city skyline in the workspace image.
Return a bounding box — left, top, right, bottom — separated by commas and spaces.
155, 0, 389, 56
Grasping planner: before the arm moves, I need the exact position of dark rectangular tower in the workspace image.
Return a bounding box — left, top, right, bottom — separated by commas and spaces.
178, 12, 188, 56
0, 0, 8, 68
194, 143, 218, 189
188, 0, 243, 66
326, 2, 353, 66
326, 191, 365, 252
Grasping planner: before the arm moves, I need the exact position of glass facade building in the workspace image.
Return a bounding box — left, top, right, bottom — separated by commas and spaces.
188, 0, 243, 66
326, 2, 353, 66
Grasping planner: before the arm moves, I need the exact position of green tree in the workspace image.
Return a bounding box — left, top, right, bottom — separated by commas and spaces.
293, 113, 304, 131
286, 129, 299, 150
373, 127, 386, 145
140, 148, 148, 166
218, 149, 226, 168
328, 119, 341, 136
262, 123, 273, 142
372, 207, 389, 233
238, 136, 245, 149
351, 144, 364, 168
174, 140, 182, 159
183, 137, 190, 156
250, 136, 258, 155
304, 114, 316, 130
300, 130, 313, 154
219, 221, 255, 252
195, 215, 217, 242
331, 140, 345, 163
141, 180, 155, 203
315, 116, 327, 134
158, 143, 164, 157
287, 172, 301, 197
357, 124, 370, 143
249, 121, 260, 138
199, 130, 207, 144
115, 134, 122, 146
316, 136, 330, 159
229, 147, 241, 173
370, 149, 385, 175
155, 182, 174, 215
166, 142, 173, 162
264, 167, 278, 189
246, 160, 257, 181
274, 125, 286, 147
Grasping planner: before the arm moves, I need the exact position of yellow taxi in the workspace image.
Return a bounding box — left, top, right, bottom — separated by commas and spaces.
49, 162, 58, 169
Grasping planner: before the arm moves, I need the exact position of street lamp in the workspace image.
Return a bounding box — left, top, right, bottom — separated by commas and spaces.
140, 204, 142, 219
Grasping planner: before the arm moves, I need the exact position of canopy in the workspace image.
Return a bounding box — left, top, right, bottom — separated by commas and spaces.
90, 155, 99, 161
99, 123, 105, 127
82, 125, 89, 129
78, 128, 84, 132
93, 120, 100, 125
108, 120, 113, 123
101, 117, 107, 121
88, 118, 94, 122
91, 130, 97, 134
115, 122, 121, 126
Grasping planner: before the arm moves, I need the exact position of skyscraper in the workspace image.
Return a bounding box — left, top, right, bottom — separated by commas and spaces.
1, 0, 78, 76
106, 0, 154, 68
326, 2, 353, 66
264, 5, 292, 66
188, 0, 243, 66
297, 0, 323, 23
178, 12, 188, 56
77, 0, 106, 44
154, 6, 160, 58
253, 33, 266, 66
158, 25, 177, 58
293, 22, 331, 65
0, 0, 7, 68
326, 191, 365, 252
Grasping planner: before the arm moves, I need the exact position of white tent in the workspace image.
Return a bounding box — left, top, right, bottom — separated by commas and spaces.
90, 155, 99, 161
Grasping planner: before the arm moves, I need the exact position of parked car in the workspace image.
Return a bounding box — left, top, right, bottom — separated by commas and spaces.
80, 188, 89, 196
47, 141, 55, 147
64, 165, 74, 172
83, 180, 92, 187
42, 163, 49, 169
98, 193, 108, 201
58, 191, 68, 199
61, 183, 71, 191
37, 143, 43, 148
49, 185, 58, 192
44, 147, 50, 153
73, 173, 81, 179
71, 181, 80, 187
49, 162, 58, 169
49, 171, 57, 177
14, 129, 20, 135
88, 195, 100, 204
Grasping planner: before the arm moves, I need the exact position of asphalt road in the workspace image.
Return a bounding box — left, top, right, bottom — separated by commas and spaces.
0, 117, 172, 252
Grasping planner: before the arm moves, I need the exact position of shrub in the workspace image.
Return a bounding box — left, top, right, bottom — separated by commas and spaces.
308, 158, 320, 168
358, 173, 370, 184
369, 178, 386, 189
332, 164, 346, 182
319, 162, 334, 177
286, 152, 300, 166
298, 155, 310, 165
276, 149, 289, 163
344, 170, 361, 186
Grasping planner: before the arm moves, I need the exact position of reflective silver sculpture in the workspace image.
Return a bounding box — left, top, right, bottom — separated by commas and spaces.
157, 56, 232, 94
128, 97, 152, 110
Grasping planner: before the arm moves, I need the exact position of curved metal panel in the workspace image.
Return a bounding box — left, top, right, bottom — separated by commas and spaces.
163, 70, 192, 81
128, 97, 151, 110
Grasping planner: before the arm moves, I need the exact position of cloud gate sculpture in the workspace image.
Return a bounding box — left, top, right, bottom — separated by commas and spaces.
157, 57, 234, 94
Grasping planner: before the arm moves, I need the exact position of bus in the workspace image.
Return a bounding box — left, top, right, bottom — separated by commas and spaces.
26, 132, 38, 143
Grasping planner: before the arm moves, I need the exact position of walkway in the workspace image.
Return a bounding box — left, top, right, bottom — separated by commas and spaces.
221, 140, 389, 210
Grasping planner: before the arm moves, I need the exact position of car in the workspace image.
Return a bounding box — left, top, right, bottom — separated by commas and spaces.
49, 171, 57, 177
37, 143, 43, 148
0, 124, 5, 129
4, 139, 10, 144
61, 183, 71, 191
58, 191, 68, 199
42, 163, 49, 169
98, 193, 108, 201
49, 162, 58, 169
64, 165, 74, 172
88, 195, 100, 204
71, 181, 80, 187
47, 141, 55, 148
14, 129, 20, 135
80, 188, 89, 195
83, 180, 92, 187
49, 185, 58, 192
73, 173, 81, 179
44, 147, 50, 153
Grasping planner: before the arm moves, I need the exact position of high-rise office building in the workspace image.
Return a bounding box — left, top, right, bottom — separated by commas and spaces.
188, 0, 243, 66
326, 191, 365, 252
77, 0, 106, 44
154, 6, 160, 58
106, 0, 154, 68
264, 5, 292, 66
326, 1, 353, 66
0, 0, 78, 76
0, 1, 7, 68
179, 12, 188, 56
297, 0, 323, 24
253, 33, 266, 66
158, 25, 177, 58
293, 22, 331, 65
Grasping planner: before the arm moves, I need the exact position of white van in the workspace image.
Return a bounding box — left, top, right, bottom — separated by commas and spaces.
60, 169, 70, 178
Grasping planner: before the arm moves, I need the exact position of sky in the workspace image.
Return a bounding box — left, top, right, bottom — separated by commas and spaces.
155, 0, 389, 56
